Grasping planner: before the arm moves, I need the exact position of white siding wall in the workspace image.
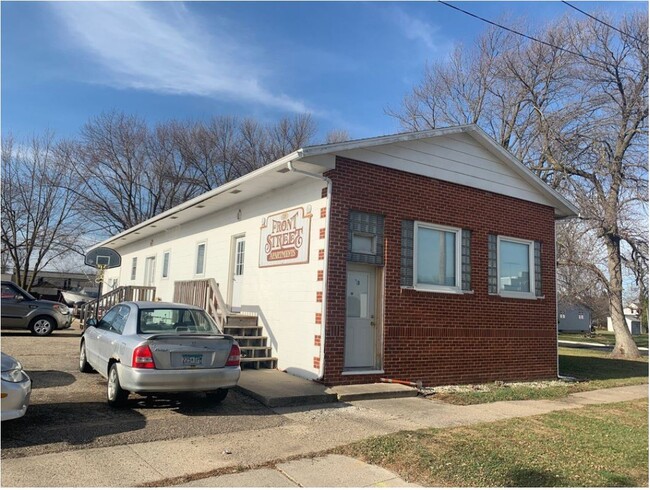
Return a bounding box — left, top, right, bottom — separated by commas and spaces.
338, 132, 554, 208
104, 177, 326, 379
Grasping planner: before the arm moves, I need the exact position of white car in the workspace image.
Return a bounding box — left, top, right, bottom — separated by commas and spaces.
80, 302, 241, 407
1, 352, 32, 421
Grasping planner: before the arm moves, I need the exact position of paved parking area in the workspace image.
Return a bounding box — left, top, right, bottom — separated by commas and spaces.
1, 329, 285, 459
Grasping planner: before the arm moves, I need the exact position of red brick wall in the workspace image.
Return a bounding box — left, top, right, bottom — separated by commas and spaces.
323, 157, 558, 386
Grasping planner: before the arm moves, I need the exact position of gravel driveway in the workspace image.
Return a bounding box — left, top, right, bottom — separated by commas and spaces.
1, 328, 285, 459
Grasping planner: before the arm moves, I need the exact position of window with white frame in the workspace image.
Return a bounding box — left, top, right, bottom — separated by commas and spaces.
195, 243, 206, 275
414, 222, 461, 292
162, 251, 170, 279
498, 236, 534, 296
130, 257, 137, 281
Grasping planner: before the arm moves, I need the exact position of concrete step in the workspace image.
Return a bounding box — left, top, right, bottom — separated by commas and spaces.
331, 383, 418, 402
224, 326, 263, 336
226, 315, 259, 327
235, 369, 338, 407
240, 357, 278, 370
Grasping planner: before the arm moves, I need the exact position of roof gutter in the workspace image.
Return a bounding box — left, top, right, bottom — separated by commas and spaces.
287, 158, 332, 382
87, 150, 303, 253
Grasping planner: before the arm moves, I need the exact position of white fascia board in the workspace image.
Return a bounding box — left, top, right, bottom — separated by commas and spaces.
465, 126, 579, 219
87, 150, 303, 253
301, 125, 474, 157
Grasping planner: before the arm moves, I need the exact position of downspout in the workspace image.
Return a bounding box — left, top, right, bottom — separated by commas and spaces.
554, 211, 580, 380
287, 160, 332, 381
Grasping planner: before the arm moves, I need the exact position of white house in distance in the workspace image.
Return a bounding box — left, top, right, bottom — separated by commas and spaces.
89, 124, 578, 387
607, 303, 646, 335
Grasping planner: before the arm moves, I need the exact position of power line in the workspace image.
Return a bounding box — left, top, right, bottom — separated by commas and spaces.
437, 1, 640, 76
561, 1, 644, 44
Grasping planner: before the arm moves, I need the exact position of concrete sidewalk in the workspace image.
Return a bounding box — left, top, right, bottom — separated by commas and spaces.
179, 455, 419, 487
559, 340, 649, 352
2, 384, 647, 488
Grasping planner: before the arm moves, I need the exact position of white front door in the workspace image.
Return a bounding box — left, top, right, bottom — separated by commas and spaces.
231, 236, 245, 312
144, 257, 156, 286
345, 265, 377, 369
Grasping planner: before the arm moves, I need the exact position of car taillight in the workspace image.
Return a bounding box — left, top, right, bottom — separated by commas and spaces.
226, 344, 240, 367
132, 345, 155, 369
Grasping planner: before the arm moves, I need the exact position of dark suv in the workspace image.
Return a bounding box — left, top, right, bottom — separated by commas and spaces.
1, 281, 72, 336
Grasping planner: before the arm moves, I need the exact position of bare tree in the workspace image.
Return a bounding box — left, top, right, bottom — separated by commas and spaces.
392, 12, 648, 358
56, 111, 318, 237
326, 129, 351, 144
1, 134, 83, 291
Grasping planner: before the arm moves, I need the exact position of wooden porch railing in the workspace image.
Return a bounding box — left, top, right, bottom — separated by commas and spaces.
79, 286, 156, 327
174, 279, 233, 331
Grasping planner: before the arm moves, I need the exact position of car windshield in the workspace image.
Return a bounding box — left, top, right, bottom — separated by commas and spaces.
138, 308, 221, 334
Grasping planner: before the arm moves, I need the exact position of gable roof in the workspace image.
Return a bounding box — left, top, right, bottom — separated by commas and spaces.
90, 124, 578, 251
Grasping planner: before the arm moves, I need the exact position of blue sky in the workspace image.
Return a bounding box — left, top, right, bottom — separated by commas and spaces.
2, 1, 646, 141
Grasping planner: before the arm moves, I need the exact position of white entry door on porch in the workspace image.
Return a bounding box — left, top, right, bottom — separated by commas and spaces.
345, 264, 377, 369
144, 256, 156, 287
230, 236, 245, 312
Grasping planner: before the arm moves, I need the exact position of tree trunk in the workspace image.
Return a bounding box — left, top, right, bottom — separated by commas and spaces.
606, 238, 641, 358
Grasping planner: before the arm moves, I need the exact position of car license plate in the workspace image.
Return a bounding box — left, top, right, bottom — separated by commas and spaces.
182, 354, 202, 366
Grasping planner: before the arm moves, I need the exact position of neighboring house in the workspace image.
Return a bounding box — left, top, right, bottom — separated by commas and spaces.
558, 304, 591, 333
90, 124, 578, 387
10, 271, 97, 301
607, 304, 647, 335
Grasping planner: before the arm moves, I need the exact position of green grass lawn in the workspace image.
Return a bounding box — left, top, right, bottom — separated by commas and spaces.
559, 331, 648, 348
433, 348, 648, 405
338, 399, 649, 487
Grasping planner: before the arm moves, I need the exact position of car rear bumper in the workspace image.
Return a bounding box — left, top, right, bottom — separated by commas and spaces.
55, 312, 72, 329
1, 377, 31, 421
118, 364, 241, 393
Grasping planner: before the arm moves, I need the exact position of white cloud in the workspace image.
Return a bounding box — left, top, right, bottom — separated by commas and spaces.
51, 2, 310, 113
391, 8, 447, 53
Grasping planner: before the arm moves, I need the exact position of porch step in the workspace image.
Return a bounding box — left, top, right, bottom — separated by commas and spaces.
226, 315, 259, 327
240, 346, 273, 359
224, 326, 263, 336
232, 335, 267, 347
240, 357, 278, 370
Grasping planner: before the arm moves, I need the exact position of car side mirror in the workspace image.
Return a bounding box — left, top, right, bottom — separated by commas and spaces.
86, 318, 98, 327
14, 294, 23, 302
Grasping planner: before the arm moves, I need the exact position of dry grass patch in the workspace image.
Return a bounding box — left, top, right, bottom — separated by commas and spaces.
338, 399, 648, 487
430, 347, 647, 405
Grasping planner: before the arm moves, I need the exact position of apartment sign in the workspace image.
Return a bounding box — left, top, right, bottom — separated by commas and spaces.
260, 206, 312, 267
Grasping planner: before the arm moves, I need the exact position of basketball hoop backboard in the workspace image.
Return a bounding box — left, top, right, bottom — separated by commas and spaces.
85, 247, 121, 269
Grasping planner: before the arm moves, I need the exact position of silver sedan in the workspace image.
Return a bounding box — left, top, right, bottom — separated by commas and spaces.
80, 302, 241, 407
1, 352, 32, 421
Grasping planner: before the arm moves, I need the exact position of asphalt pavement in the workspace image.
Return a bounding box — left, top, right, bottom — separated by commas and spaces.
1, 328, 648, 487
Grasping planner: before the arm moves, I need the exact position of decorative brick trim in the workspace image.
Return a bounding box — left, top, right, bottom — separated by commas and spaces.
316, 291, 323, 302
315, 313, 322, 324
320, 207, 327, 218
317, 270, 324, 281
321, 187, 328, 198
314, 335, 321, 346
318, 249, 325, 260
313, 356, 321, 369
319, 228, 326, 239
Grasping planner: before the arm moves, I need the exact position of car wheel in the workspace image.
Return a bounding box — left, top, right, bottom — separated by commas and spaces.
205, 388, 229, 404
30, 316, 55, 336
107, 363, 129, 407
79, 341, 93, 373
